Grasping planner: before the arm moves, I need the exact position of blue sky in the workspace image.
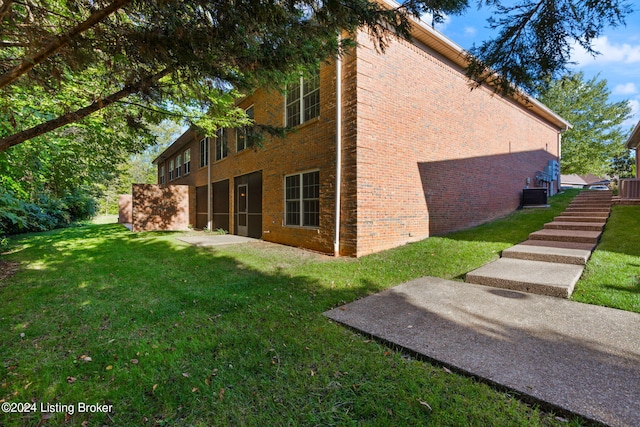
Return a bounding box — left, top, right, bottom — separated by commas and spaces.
429, 2, 640, 132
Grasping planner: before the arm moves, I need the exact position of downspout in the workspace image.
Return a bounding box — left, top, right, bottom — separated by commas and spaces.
207, 136, 212, 230
334, 50, 342, 257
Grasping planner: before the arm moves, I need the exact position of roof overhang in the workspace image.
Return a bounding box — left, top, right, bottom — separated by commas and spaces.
625, 121, 640, 149
377, 0, 572, 132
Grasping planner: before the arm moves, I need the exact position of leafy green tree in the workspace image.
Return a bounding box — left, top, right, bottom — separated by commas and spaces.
537, 72, 632, 176
0, 0, 633, 150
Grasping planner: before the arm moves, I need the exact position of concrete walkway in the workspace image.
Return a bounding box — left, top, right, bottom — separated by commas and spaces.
324, 277, 640, 427
176, 235, 258, 247
466, 190, 613, 298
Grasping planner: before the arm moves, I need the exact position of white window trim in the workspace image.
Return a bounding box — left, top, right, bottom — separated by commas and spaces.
184, 148, 191, 175
200, 137, 209, 168
236, 105, 254, 153
284, 169, 320, 228
285, 71, 320, 127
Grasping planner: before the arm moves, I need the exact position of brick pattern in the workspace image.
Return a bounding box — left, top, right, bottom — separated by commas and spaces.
132, 184, 195, 232
353, 32, 559, 255
150, 30, 562, 257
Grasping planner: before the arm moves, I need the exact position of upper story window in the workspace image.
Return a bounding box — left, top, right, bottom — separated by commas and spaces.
216, 129, 228, 161
175, 154, 182, 178
200, 137, 209, 168
159, 165, 165, 185
286, 69, 320, 127
236, 106, 254, 152
169, 159, 174, 181
183, 148, 191, 174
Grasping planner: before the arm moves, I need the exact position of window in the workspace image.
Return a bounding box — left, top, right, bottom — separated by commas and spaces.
286, 69, 320, 127
169, 159, 174, 181
236, 106, 254, 152
285, 171, 320, 227
216, 129, 228, 161
200, 137, 209, 168
176, 154, 182, 178
184, 148, 191, 174
159, 165, 165, 184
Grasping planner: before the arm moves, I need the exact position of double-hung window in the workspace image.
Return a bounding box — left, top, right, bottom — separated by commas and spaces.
176, 154, 182, 178
200, 137, 209, 168
236, 106, 254, 152
183, 149, 191, 174
216, 129, 228, 161
286, 69, 320, 127
169, 159, 174, 181
285, 171, 320, 227
159, 165, 165, 184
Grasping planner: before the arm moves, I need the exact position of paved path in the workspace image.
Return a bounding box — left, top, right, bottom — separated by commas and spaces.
176, 235, 258, 246
324, 277, 640, 427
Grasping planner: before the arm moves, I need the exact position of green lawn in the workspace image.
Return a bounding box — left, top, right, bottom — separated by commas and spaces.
572, 204, 640, 312
2, 188, 632, 426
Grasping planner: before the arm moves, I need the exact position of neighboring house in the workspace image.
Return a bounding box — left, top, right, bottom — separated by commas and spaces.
560, 174, 610, 189
150, 11, 570, 257
619, 121, 640, 199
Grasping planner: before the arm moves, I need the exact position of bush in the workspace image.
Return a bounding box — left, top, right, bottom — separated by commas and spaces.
0, 187, 97, 236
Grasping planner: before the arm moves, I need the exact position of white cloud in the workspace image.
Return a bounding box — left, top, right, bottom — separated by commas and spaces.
623, 99, 640, 129
572, 36, 640, 66
464, 26, 477, 36
613, 83, 638, 95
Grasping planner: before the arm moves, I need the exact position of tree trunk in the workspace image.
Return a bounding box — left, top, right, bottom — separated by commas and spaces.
0, 0, 133, 89
0, 69, 170, 151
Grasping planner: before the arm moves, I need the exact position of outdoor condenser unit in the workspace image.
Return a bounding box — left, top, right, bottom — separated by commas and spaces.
522, 188, 548, 206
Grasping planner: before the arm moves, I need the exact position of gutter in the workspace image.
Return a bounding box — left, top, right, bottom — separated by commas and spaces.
334, 50, 342, 257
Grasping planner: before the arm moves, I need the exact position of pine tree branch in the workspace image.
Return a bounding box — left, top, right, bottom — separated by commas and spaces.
0, 0, 132, 90
0, 0, 13, 21
0, 69, 170, 151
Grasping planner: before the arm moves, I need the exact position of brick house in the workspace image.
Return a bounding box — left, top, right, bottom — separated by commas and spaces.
151, 19, 569, 257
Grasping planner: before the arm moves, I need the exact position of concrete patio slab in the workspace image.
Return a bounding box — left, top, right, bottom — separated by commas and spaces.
465, 258, 584, 298
324, 277, 640, 427
177, 235, 258, 246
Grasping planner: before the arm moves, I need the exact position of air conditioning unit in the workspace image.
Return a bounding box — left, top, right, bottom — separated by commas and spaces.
522, 188, 548, 206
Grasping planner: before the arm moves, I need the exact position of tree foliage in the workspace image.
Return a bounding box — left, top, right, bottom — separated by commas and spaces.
537, 72, 632, 176
0, 0, 634, 151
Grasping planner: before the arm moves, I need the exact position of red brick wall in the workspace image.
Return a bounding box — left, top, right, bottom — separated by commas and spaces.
353, 32, 560, 255
118, 194, 132, 224
132, 184, 195, 232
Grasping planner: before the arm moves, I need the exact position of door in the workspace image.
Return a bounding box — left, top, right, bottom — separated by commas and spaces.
234, 171, 262, 238
237, 184, 248, 236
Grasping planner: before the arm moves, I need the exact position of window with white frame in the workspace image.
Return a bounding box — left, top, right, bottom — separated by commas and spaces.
286, 69, 319, 127
200, 137, 209, 168
236, 106, 254, 152
159, 165, 165, 184
183, 148, 191, 174
285, 170, 320, 227
176, 154, 182, 178
216, 129, 228, 161
169, 159, 174, 181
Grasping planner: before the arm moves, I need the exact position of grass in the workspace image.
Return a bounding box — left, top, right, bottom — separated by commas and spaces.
0, 188, 622, 427
572, 205, 640, 313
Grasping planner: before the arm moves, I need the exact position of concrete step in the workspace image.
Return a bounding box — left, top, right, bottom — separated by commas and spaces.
519, 239, 597, 251
567, 202, 611, 209
559, 211, 610, 218
554, 216, 607, 224
465, 258, 584, 298
543, 221, 605, 232
565, 207, 610, 212
502, 244, 592, 265
529, 229, 602, 244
